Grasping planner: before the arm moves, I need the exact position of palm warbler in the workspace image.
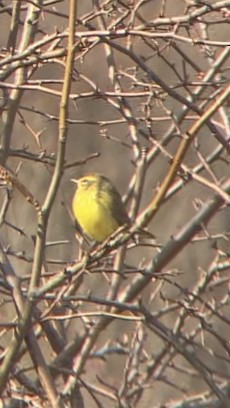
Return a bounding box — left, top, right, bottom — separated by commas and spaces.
72, 173, 130, 242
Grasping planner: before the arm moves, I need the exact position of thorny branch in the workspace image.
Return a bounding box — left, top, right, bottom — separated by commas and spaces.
0, 1, 229, 407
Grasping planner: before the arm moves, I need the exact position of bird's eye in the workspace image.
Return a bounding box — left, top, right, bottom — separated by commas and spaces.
81, 178, 89, 186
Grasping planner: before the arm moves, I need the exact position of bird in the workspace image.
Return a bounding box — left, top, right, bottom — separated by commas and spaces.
72, 173, 130, 242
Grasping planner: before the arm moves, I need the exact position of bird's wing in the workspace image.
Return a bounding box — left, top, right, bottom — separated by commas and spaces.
108, 185, 130, 227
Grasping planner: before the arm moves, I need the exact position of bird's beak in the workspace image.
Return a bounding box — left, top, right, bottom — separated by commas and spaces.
71, 179, 78, 184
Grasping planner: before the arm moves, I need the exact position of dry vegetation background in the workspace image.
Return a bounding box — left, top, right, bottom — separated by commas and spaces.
0, 0, 230, 407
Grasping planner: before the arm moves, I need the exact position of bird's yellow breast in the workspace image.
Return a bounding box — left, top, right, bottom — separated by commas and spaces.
72, 188, 119, 242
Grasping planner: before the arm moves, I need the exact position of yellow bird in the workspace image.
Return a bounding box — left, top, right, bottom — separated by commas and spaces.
72, 173, 130, 242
